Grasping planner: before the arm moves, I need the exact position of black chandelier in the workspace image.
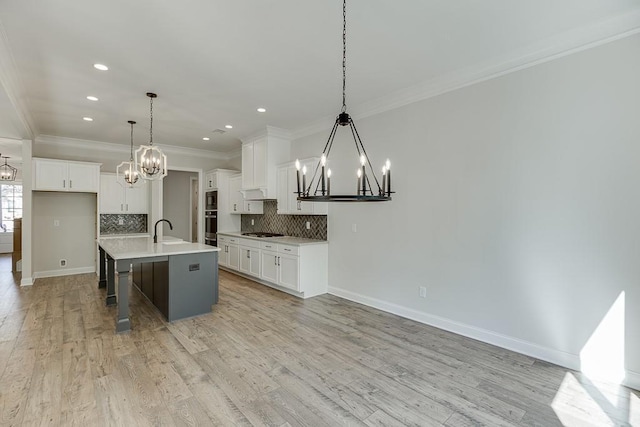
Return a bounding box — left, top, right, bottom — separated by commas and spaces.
297, 0, 393, 202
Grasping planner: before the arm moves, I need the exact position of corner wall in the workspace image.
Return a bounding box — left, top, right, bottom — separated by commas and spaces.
291, 34, 640, 389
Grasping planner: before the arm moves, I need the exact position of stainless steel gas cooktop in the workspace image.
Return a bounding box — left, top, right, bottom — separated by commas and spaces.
241, 232, 285, 238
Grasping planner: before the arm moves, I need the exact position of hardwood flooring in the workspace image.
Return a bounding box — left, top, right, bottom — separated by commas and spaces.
0, 269, 638, 426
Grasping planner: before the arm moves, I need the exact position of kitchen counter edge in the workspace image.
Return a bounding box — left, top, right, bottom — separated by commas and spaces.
218, 231, 327, 246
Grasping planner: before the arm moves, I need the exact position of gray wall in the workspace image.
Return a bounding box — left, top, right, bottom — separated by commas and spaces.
292, 34, 640, 386
162, 170, 197, 241
33, 192, 96, 275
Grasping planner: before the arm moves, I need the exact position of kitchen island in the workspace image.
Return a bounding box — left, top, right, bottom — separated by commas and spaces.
97, 236, 220, 333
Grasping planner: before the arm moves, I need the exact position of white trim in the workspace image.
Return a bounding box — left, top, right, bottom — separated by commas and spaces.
240, 126, 292, 145
328, 286, 580, 371
35, 135, 236, 161
33, 266, 95, 279
625, 371, 640, 391
292, 11, 640, 139
20, 277, 33, 286
0, 21, 36, 138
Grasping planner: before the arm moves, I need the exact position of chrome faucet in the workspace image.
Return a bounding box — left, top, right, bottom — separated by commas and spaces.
153, 219, 173, 243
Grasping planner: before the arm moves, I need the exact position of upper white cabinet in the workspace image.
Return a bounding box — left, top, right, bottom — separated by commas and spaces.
33, 158, 100, 193
277, 158, 328, 215
229, 174, 263, 215
99, 173, 149, 214
240, 127, 291, 199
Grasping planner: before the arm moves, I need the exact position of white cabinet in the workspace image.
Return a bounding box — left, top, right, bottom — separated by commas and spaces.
229, 175, 263, 214
205, 171, 217, 190
99, 173, 148, 214
239, 239, 261, 278
218, 235, 239, 270
276, 159, 328, 215
217, 233, 328, 298
33, 158, 100, 192
240, 128, 291, 199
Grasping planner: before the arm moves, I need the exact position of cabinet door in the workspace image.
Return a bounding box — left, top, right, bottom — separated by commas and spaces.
228, 176, 243, 214
228, 244, 240, 270
277, 166, 289, 214
34, 159, 67, 191
239, 246, 251, 274
99, 174, 124, 213
218, 245, 228, 267
253, 138, 267, 188
278, 254, 299, 291
261, 251, 278, 283
248, 248, 261, 277
244, 201, 263, 214
124, 183, 149, 214
241, 143, 254, 189
68, 163, 99, 192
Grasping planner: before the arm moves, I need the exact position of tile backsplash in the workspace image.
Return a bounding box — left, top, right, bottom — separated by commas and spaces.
100, 214, 148, 235
241, 200, 327, 240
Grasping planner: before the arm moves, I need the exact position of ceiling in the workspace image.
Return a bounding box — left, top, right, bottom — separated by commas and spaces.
1, 0, 639, 156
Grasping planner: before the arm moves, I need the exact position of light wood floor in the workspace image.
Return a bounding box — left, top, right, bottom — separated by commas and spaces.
0, 269, 638, 426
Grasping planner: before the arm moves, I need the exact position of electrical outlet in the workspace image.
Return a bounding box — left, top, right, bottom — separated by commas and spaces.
118, 218, 124, 225
53, 219, 60, 227
419, 286, 427, 298
251, 219, 255, 226
60, 259, 67, 267
305, 221, 310, 230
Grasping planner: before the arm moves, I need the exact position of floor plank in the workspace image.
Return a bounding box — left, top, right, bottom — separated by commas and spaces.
0, 268, 637, 426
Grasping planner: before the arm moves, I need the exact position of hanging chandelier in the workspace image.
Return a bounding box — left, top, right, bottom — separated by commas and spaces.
0, 156, 17, 181
297, 0, 393, 202
116, 120, 144, 187
135, 92, 167, 180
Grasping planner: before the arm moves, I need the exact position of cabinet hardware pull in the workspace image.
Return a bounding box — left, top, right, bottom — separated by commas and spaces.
63, 180, 66, 188
297, 201, 301, 210
274, 256, 277, 265
234, 203, 236, 211
70, 180, 72, 188
248, 204, 251, 212
121, 204, 123, 211
247, 250, 250, 258
284, 248, 291, 252
278, 256, 281, 266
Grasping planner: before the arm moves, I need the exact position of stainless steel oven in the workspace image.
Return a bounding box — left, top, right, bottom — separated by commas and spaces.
205, 191, 218, 211
204, 210, 217, 246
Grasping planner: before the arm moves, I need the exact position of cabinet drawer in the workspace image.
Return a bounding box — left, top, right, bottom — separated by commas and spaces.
240, 238, 261, 249
227, 237, 239, 244
218, 235, 228, 243
260, 242, 278, 251
278, 244, 299, 256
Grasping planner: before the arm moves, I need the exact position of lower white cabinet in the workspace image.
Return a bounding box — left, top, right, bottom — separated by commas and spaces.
239, 238, 261, 277
218, 235, 239, 269
218, 233, 327, 298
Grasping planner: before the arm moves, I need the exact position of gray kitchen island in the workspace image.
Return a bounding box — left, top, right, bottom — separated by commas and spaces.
97, 236, 220, 333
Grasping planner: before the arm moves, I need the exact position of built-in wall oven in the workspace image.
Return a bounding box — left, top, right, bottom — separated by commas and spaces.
204, 210, 217, 247
205, 191, 218, 211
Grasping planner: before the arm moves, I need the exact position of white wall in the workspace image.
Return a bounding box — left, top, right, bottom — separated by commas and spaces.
162, 170, 197, 241
33, 192, 97, 277
292, 34, 640, 387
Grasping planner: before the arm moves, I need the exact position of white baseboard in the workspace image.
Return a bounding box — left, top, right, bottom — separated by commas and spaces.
625, 370, 640, 391
328, 286, 582, 366
33, 266, 95, 279
329, 286, 640, 391
20, 277, 34, 286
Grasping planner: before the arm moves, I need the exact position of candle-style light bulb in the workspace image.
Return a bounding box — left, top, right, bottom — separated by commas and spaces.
327, 169, 332, 178
385, 159, 391, 170
357, 169, 362, 178
295, 159, 301, 195
321, 154, 326, 166
360, 154, 366, 166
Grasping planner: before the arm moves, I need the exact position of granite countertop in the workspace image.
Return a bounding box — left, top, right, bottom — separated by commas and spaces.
217, 231, 327, 246
97, 236, 220, 260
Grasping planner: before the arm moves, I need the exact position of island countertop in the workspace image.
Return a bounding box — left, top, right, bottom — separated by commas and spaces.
97, 236, 220, 260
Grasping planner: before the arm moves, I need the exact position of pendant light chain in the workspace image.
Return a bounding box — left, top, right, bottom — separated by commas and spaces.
129, 121, 135, 161
341, 0, 347, 113
149, 95, 154, 146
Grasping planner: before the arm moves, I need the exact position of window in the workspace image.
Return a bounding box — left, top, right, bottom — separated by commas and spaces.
1, 184, 22, 232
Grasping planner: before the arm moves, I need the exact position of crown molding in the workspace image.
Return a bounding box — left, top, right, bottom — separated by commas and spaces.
240, 126, 292, 145
35, 134, 236, 160
0, 20, 36, 139
292, 9, 640, 140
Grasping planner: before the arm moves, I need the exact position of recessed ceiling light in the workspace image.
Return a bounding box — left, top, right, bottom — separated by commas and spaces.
202, 137, 210, 141
257, 107, 266, 113
83, 117, 93, 122
86, 96, 99, 101
93, 63, 109, 71
225, 125, 233, 129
